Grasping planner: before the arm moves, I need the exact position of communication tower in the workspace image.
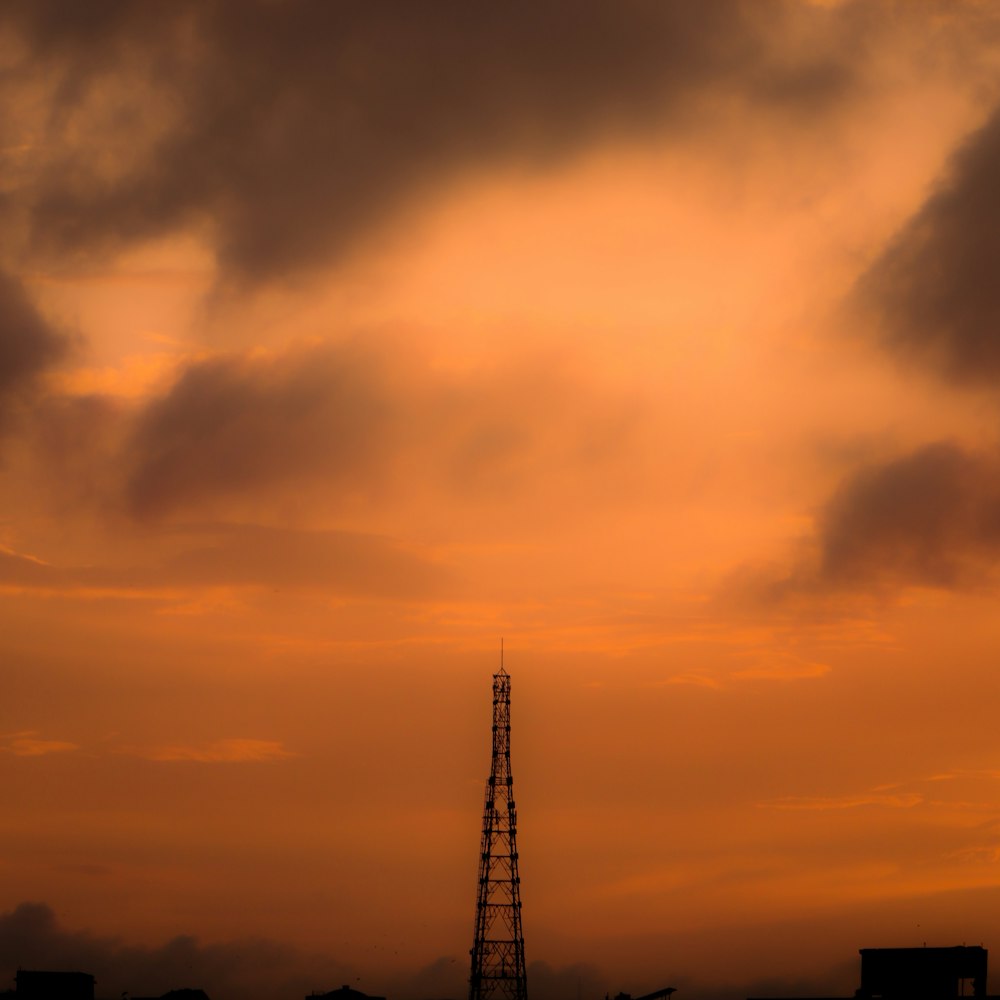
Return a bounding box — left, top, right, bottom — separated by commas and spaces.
469, 666, 527, 1000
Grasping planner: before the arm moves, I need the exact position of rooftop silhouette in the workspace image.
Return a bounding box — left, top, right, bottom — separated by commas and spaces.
749, 945, 995, 1000
306, 988, 385, 1000
13, 972, 95, 1000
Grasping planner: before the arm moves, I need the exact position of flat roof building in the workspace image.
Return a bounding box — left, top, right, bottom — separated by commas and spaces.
859, 946, 987, 998
14, 971, 95, 1000
750, 946, 995, 1000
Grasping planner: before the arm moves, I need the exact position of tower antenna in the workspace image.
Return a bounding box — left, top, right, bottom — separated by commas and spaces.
469, 667, 527, 1000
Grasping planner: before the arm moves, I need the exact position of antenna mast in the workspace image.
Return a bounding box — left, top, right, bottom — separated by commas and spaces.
469, 666, 527, 1000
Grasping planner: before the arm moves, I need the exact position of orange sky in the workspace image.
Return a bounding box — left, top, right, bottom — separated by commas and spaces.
4, 3, 1000, 1000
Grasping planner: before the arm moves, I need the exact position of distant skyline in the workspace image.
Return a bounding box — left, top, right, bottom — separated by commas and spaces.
4, 3, 1000, 1000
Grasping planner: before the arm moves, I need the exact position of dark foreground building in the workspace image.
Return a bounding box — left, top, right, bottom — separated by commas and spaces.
10, 973, 210, 1000
750, 946, 994, 1000
859, 947, 987, 998
13, 972, 95, 1000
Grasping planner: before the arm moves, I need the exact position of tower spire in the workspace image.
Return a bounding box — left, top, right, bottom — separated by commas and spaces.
469, 668, 527, 1000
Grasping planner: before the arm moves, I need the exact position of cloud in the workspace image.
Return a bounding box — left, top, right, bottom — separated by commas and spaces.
0, 523, 451, 601
125, 342, 393, 518
737, 442, 1000, 601
160, 523, 452, 597
760, 791, 923, 811
813, 442, 1000, 589
1, 0, 862, 287
0, 904, 612, 1000
0, 548, 57, 587
0, 902, 357, 1000
525, 961, 607, 1000
731, 658, 830, 682
758, 768, 1000, 815
661, 656, 830, 689
855, 104, 1000, 386
0, 270, 65, 422
1, 731, 78, 757
386, 955, 467, 1000
139, 738, 296, 764
118, 339, 639, 521
662, 673, 726, 690
737, 967, 857, 1000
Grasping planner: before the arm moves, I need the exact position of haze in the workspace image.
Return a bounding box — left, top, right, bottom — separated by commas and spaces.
3, 3, 1000, 1000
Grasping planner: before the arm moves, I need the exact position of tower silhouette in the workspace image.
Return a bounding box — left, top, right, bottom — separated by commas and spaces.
469, 666, 527, 1000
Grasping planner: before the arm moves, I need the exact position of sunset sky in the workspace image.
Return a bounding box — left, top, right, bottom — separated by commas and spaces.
4, 3, 1000, 999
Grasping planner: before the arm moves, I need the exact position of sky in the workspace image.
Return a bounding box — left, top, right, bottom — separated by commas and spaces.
3, 2, 1000, 999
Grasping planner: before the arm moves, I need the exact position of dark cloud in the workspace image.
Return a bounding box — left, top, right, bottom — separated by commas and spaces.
0, 271, 65, 421
21, 394, 128, 518
855, 104, 1000, 386
2, 0, 859, 287
523, 961, 606, 1000
2, 335, 638, 530
122, 341, 639, 521
0, 902, 356, 1000
0, 904, 613, 1000
125, 343, 393, 518
746, 442, 1000, 600
385, 955, 467, 1000
739, 966, 857, 1000
816, 442, 1000, 588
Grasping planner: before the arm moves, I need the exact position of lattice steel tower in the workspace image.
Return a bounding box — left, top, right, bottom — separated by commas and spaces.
469, 666, 527, 1000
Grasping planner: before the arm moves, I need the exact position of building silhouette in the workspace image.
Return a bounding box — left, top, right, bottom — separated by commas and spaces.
5, 972, 215, 1000
750, 946, 995, 1000
13, 972, 95, 1000
306, 988, 385, 1000
858, 947, 987, 998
